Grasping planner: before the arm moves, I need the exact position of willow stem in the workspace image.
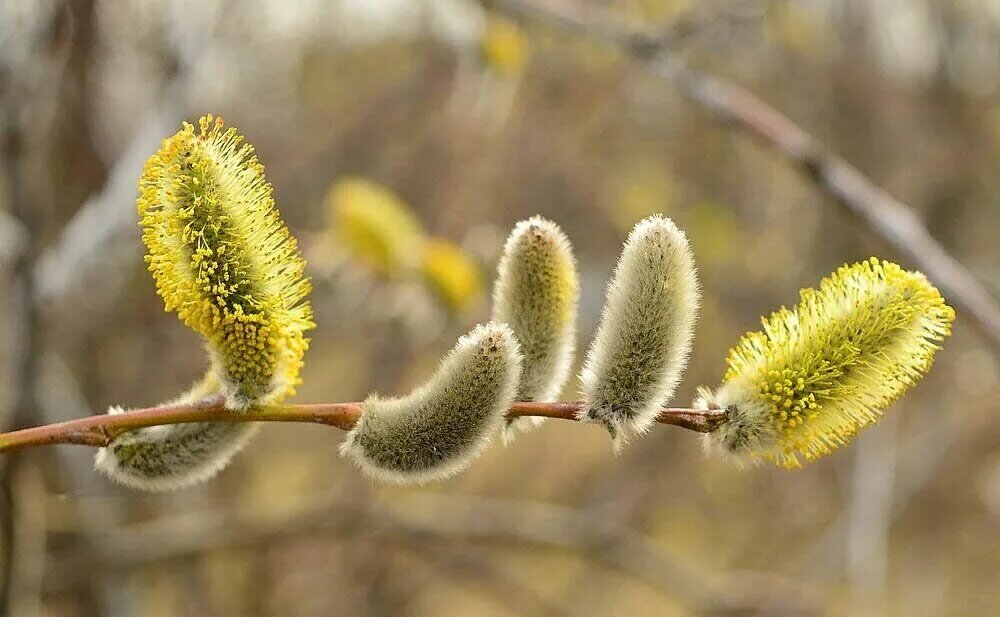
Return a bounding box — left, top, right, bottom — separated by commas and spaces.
0, 398, 726, 453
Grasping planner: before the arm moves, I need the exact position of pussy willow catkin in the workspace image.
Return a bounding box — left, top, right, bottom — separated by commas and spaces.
94, 375, 257, 491
96, 115, 313, 491
698, 258, 955, 468
139, 115, 313, 408
492, 217, 579, 440
579, 215, 700, 448
340, 322, 522, 484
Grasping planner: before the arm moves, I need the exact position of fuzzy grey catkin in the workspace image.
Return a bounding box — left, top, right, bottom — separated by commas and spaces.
578, 215, 700, 448
340, 322, 522, 484
94, 374, 258, 492
492, 217, 579, 440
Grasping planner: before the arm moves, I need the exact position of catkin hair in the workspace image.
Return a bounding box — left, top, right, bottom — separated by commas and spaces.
699, 258, 954, 468
94, 374, 258, 492
340, 322, 522, 484
492, 217, 579, 440
579, 215, 700, 449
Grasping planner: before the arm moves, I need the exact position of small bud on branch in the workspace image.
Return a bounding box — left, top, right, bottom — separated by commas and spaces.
492, 217, 579, 441
579, 215, 700, 449
340, 322, 523, 484
94, 374, 258, 491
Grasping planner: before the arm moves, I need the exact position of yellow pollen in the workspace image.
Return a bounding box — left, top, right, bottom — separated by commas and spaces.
138, 115, 314, 406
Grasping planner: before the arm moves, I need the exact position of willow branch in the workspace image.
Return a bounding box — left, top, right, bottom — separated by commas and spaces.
0, 398, 726, 453
486, 0, 1000, 352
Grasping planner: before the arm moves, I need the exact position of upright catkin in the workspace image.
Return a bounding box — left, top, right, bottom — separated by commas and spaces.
492, 217, 578, 440
579, 215, 700, 449
139, 115, 313, 408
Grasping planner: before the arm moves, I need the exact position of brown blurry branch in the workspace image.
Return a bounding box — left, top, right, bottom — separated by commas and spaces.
0, 399, 726, 453
1, 6, 50, 608
487, 0, 1000, 352
46, 492, 822, 615
32, 78, 186, 312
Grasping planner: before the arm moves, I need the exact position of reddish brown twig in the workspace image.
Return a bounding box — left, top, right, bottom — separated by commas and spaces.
0, 399, 726, 454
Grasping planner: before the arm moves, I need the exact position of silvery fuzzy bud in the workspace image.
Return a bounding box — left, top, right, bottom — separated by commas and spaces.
94, 374, 257, 491
579, 215, 700, 449
492, 217, 579, 441
340, 322, 522, 484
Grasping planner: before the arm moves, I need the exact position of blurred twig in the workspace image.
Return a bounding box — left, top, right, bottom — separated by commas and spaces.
37, 355, 131, 615
386, 494, 824, 615
1, 0, 106, 612
485, 0, 1000, 352
846, 414, 897, 616
0, 211, 26, 264
0, 45, 43, 617
33, 0, 198, 323
47, 492, 823, 615
32, 79, 186, 314
404, 541, 574, 617
4, 467, 45, 617
0, 399, 726, 453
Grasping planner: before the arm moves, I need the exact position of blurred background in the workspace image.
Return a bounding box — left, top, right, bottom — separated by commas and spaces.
1, 0, 999, 615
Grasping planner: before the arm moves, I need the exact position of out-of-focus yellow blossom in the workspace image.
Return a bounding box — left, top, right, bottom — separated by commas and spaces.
420, 238, 484, 313
481, 15, 530, 76
327, 178, 425, 276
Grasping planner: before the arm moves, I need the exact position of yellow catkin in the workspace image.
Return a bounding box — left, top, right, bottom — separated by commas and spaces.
699, 258, 955, 468
139, 115, 314, 408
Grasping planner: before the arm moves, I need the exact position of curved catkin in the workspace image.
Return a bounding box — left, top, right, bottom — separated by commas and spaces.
579, 215, 700, 448
138, 115, 314, 409
340, 322, 522, 484
699, 258, 955, 468
94, 374, 258, 492
492, 217, 579, 440
95, 116, 313, 492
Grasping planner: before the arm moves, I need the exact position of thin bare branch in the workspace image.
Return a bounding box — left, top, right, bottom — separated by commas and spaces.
0, 399, 726, 454
486, 0, 1000, 352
